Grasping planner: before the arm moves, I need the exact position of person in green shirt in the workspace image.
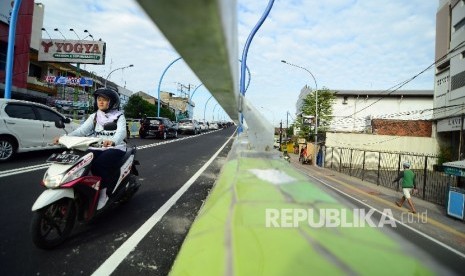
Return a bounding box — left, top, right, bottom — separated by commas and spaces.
393, 162, 417, 213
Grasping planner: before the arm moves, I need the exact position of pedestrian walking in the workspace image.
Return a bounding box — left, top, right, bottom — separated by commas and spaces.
393, 162, 418, 213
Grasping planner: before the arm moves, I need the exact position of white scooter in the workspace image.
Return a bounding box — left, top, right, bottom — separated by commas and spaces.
30, 120, 140, 249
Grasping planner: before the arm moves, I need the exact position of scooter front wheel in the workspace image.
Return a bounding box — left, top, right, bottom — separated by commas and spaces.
31, 198, 76, 250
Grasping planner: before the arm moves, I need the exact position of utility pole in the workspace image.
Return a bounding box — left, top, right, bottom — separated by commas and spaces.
460, 113, 464, 160
178, 82, 195, 119
286, 111, 289, 139
279, 121, 283, 151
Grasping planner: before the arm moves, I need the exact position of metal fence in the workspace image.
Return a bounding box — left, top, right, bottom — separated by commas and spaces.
324, 147, 450, 206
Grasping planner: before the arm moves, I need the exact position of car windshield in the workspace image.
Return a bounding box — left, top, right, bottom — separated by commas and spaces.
149, 119, 161, 125
180, 120, 192, 123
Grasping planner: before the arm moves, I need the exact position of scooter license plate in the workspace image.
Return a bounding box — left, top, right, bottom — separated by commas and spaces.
47, 153, 81, 164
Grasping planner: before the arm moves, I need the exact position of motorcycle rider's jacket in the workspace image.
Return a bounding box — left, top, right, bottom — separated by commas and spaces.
68, 110, 127, 150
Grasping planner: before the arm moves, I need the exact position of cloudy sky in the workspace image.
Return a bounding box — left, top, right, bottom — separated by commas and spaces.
38, 0, 438, 125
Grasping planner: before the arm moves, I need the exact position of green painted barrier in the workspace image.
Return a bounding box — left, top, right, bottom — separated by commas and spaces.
170, 143, 432, 275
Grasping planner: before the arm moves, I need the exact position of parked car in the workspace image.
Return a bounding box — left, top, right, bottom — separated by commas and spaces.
198, 121, 209, 132
274, 138, 280, 149
139, 117, 178, 139
209, 122, 219, 130
177, 119, 201, 134
0, 98, 79, 162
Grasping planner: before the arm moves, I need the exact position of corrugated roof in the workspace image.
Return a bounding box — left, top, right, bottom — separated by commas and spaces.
333, 89, 434, 96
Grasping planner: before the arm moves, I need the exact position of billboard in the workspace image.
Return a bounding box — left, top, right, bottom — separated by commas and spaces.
45, 75, 93, 87
302, 115, 314, 126
38, 39, 106, 64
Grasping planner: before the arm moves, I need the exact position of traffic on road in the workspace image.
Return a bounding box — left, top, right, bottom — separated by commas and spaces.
0, 123, 236, 275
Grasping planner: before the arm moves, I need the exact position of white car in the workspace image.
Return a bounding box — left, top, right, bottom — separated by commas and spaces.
0, 99, 79, 161
209, 122, 219, 130
198, 121, 209, 132
177, 119, 201, 134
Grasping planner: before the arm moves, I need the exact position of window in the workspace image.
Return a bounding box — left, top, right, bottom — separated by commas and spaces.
35, 107, 62, 122
163, 119, 172, 126
0, 41, 7, 71
29, 63, 42, 79
454, 17, 465, 32
5, 104, 36, 120
343, 96, 348, 104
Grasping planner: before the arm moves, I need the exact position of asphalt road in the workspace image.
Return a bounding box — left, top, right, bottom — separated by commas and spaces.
0, 127, 236, 275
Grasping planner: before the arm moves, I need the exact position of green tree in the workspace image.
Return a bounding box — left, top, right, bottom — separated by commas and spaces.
160, 107, 176, 121
300, 87, 335, 140
286, 123, 294, 137
123, 94, 175, 121
123, 95, 154, 118
177, 110, 189, 120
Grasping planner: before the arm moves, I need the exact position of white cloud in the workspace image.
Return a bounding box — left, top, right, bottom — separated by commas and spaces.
38, 0, 437, 124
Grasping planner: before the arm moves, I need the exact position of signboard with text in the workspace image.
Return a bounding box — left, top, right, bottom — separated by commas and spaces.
302, 115, 314, 126
38, 39, 106, 64
45, 75, 93, 87
437, 116, 463, 132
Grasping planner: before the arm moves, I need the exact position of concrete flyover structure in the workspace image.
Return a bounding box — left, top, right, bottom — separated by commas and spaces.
136, 0, 444, 275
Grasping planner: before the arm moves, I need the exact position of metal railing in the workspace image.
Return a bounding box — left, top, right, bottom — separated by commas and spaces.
324, 147, 449, 206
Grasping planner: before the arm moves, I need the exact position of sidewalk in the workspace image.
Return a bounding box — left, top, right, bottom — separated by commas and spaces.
288, 154, 465, 255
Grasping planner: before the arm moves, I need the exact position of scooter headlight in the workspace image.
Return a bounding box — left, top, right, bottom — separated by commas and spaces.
43, 167, 86, 188
43, 172, 65, 188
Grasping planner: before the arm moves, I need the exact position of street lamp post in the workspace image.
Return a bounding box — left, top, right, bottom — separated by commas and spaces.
190, 83, 204, 100
83, 30, 94, 40
212, 103, 219, 121
54, 28, 67, 40
68, 28, 82, 120
41, 28, 52, 39
157, 57, 182, 117
203, 95, 213, 122
281, 60, 319, 166
104, 64, 134, 87
4, 0, 22, 100
69, 28, 81, 40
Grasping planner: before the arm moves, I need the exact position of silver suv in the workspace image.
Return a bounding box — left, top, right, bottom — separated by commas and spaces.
177, 119, 201, 135
0, 99, 79, 161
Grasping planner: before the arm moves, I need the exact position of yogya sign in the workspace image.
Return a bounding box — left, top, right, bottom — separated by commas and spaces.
38, 39, 106, 64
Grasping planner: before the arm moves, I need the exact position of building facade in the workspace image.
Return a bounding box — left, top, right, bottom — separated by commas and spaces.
434, 0, 465, 160
295, 87, 434, 133
1, 1, 134, 117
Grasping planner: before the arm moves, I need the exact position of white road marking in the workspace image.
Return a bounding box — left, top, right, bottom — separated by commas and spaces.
0, 163, 51, 178
0, 130, 222, 178
91, 130, 236, 276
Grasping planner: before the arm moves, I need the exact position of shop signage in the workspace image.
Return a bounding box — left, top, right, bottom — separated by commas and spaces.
38, 39, 106, 64
45, 75, 93, 87
437, 116, 464, 132
444, 166, 465, 177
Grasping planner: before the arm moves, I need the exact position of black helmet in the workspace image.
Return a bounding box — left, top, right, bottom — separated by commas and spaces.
93, 88, 120, 111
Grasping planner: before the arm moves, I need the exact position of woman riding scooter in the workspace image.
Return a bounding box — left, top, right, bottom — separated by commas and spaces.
54, 88, 127, 209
